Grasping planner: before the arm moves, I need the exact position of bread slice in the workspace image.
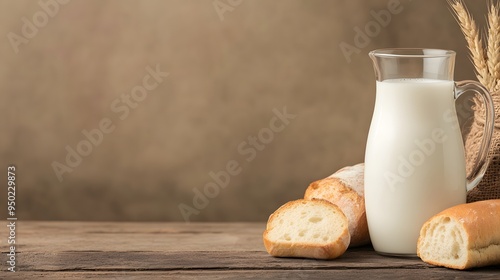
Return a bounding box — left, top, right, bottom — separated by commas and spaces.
417, 199, 500, 270
304, 163, 369, 247
263, 199, 350, 259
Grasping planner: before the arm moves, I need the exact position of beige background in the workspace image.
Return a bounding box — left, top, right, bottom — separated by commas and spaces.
0, 0, 488, 221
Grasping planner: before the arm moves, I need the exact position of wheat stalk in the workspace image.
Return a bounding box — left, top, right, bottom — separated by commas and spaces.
487, 1, 500, 91
450, 0, 492, 90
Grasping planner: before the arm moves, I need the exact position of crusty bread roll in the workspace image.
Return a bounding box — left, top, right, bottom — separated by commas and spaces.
263, 199, 350, 259
417, 199, 500, 270
304, 163, 369, 247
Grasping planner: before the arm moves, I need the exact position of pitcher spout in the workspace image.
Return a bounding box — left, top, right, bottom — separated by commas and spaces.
369, 50, 382, 82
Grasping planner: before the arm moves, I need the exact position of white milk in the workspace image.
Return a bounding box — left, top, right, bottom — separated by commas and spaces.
364, 78, 467, 255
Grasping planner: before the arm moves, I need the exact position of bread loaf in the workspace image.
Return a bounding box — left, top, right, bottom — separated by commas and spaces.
263, 199, 350, 259
417, 199, 500, 270
304, 163, 369, 247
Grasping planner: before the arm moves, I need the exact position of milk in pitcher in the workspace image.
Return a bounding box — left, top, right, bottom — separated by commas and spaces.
364, 78, 467, 255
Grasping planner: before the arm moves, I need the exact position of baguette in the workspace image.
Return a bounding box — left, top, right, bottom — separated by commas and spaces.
263, 199, 350, 259
304, 163, 369, 247
417, 199, 500, 270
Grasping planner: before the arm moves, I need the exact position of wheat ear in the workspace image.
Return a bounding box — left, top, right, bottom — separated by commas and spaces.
487, 1, 500, 91
450, 0, 492, 89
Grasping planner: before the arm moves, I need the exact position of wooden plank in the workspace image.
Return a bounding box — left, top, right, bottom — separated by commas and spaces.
17, 249, 433, 271
8, 222, 265, 252
1, 221, 499, 278
3, 269, 500, 280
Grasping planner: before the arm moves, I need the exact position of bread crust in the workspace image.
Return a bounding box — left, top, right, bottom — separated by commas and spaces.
417, 199, 500, 270
263, 199, 350, 260
304, 163, 369, 247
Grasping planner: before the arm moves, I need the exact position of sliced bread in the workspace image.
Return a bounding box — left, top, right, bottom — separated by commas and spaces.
304, 163, 369, 247
263, 199, 350, 259
417, 199, 500, 270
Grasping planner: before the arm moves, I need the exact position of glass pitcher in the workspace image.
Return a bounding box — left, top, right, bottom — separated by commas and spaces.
365, 48, 495, 256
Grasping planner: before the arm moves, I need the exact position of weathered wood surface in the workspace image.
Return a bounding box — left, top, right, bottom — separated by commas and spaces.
1, 222, 499, 279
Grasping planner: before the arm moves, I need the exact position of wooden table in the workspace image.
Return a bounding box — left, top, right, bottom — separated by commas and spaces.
1, 222, 499, 279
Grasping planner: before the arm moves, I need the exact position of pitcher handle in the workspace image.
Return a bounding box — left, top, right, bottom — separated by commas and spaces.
455, 80, 495, 191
